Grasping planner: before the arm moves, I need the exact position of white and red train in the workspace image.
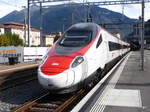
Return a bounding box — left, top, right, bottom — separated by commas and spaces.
38, 23, 130, 93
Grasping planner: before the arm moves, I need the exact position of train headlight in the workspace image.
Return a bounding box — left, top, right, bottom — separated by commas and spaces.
71, 56, 84, 68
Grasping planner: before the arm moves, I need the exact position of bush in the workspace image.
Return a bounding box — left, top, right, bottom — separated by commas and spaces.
0, 35, 9, 46
31, 45, 37, 47
46, 44, 53, 47
0, 33, 24, 46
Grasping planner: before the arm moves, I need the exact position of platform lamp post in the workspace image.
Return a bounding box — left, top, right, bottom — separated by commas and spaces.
141, 0, 145, 71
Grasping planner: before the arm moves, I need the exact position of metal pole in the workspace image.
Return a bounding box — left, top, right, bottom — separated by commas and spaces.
27, 0, 30, 47
141, 0, 145, 70
25, 11, 27, 46
83, 0, 87, 22
40, 2, 43, 46
86, 4, 90, 22
22, 6, 27, 46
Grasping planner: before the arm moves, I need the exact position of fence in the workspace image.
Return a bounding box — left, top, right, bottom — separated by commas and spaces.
24, 47, 50, 62
0, 47, 50, 64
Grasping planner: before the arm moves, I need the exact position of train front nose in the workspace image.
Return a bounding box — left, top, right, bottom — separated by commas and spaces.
38, 56, 74, 89
38, 69, 75, 90
38, 70, 67, 89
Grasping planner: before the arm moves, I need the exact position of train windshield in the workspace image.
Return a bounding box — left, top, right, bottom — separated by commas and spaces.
59, 30, 92, 47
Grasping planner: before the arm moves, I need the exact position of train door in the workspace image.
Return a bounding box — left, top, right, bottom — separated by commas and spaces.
96, 32, 108, 70
103, 40, 109, 67
86, 44, 98, 76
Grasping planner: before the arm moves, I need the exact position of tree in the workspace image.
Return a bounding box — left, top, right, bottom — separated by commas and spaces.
0, 33, 24, 46
0, 35, 9, 46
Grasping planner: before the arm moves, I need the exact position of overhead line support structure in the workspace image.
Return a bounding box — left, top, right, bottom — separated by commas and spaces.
28, 0, 70, 4
27, 0, 70, 47
27, 0, 30, 47
28, 0, 150, 5
27, 0, 149, 50
27, 0, 149, 70
40, 2, 43, 47
84, 0, 150, 5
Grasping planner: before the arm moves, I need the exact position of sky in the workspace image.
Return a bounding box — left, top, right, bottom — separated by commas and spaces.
0, 0, 150, 21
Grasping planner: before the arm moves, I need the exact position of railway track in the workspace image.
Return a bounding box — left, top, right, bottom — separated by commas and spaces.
0, 65, 38, 91
0, 74, 37, 91
10, 54, 129, 112
12, 90, 85, 112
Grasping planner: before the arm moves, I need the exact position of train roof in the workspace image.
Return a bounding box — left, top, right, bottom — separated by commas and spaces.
65, 22, 100, 41
68, 22, 99, 32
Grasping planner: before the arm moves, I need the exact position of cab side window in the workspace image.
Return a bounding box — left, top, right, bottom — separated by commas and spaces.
108, 41, 121, 51
96, 34, 102, 48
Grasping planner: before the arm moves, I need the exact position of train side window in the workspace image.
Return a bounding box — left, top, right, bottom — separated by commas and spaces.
109, 42, 113, 51
109, 41, 121, 51
96, 34, 102, 48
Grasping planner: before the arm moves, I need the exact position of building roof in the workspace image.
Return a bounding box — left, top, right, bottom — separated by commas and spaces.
0, 22, 40, 32
0, 24, 4, 28
4, 22, 24, 27
44, 34, 56, 38
31, 27, 40, 32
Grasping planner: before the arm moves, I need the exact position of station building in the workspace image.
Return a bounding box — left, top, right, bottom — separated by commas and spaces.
0, 25, 5, 35
0, 22, 40, 46
43, 32, 62, 46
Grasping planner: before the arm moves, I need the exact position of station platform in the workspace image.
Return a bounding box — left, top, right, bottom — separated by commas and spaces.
0, 63, 38, 76
0, 63, 38, 71
72, 50, 150, 112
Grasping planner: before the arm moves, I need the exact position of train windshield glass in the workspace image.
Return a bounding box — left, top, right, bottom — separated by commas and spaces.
59, 30, 92, 47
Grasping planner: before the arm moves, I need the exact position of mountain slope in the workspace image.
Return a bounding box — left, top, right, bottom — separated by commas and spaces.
0, 5, 136, 37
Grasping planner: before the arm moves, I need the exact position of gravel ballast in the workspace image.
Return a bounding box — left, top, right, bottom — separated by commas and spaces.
0, 80, 48, 112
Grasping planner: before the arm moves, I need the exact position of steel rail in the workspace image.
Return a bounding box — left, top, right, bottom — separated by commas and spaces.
11, 53, 129, 112
11, 90, 85, 112
0, 65, 38, 91
0, 77, 37, 91
71, 52, 130, 112
12, 92, 50, 112
53, 90, 84, 112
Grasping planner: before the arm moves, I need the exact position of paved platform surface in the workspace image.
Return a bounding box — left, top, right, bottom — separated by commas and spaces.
80, 50, 150, 112
0, 63, 38, 71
